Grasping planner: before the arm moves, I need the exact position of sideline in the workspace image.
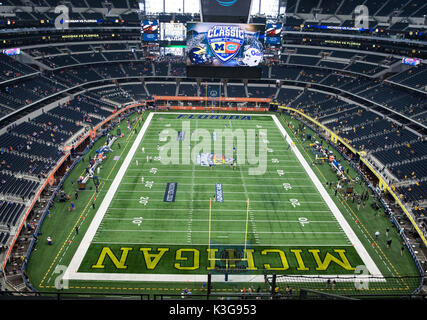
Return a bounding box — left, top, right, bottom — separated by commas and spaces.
63, 112, 154, 281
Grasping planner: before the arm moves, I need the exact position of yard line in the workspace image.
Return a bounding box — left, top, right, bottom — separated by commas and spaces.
114, 190, 322, 196
103, 217, 339, 224
111, 198, 328, 204
116, 183, 317, 188
126, 169, 307, 174
128, 168, 306, 174
106, 207, 333, 213
97, 229, 344, 234
122, 175, 312, 180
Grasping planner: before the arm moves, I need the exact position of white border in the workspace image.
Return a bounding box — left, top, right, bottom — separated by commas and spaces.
63, 112, 383, 282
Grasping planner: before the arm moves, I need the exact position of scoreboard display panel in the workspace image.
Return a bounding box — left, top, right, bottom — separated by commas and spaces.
160, 23, 186, 41
141, 20, 159, 42
186, 22, 265, 67
265, 23, 282, 45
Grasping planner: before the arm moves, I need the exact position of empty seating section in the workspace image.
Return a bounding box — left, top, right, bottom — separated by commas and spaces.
170, 63, 186, 77
289, 55, 320, 66
0, 54, 37, 81
358, 84, 426, 116
178, 84, 198, 96
11, 122, 70, 145
120, 84, 149, 100
271, 66, 302, 80
0, 231, 9, 246
289, 90, 331, 111
297, 0, 319, 13
73, 53, 106, 64
377, 0, 408, 16
319, 74, 355, 88
400, 0, 427, 17
0, 173, 38, 200
48, 101, 107, 127
122, 62, 153, 77
318, 60, 348, 70
398, 182, 427, 205
146, 83, 176, 96
247, 86, 277, 99
373, 141, 427, 168
391, 159, 427, 181
276, 88, 302, 104
297, 69, 328, 83
73, 96, 115, 118
0, 201, 25, 227
34, 112, 83, 135
102, 52, 135, 61
68, 44, 94, 53
227, 85, 246, 97
41, 55, 80, 68
0, 133, 63, 162
329, 50, 355, 59
29, 46, 62, 57
296, 47, 321, 56
388, 66, 427, 90
340, 118, 395, 143
49, 69, 85, 87
0, 152, 52, 176
2, 76, 67, 108
90, 87, 135, 104
346, 62, 385, 75
154, 63, 169, 77
96, 63, 126, 78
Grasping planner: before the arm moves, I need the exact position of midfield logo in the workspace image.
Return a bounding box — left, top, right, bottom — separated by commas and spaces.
207, 25, 244, 63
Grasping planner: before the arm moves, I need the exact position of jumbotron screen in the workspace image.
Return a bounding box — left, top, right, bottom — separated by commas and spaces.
141, 20, 158, 42
186, 23, 265, 67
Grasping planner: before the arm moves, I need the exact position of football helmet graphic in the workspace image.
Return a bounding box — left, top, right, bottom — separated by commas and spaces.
242, 47, 263, 67
188, 46, 208, 65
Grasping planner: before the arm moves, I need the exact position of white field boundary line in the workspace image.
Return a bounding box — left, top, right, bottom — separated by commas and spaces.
271, 114, 383, 278
63, 112, 155, 282
91, 241, 352, 247
63, 112, 383, 283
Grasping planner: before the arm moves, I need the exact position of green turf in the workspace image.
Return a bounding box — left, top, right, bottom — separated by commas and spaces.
25, 110, 421, 297
76, 113, 364, 276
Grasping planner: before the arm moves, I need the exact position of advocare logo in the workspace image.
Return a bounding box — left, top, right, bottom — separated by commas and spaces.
216, 0, 238, 7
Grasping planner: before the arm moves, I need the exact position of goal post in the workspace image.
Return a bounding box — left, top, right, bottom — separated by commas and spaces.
207, 197, 252, 272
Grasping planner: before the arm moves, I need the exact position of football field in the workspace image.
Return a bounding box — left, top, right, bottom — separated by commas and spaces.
63, 112, 381, 283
